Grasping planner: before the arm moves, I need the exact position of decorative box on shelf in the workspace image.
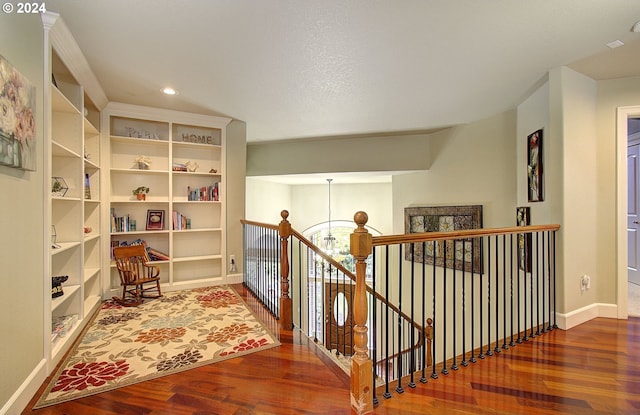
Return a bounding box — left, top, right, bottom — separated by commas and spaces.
51, 176, 68, 197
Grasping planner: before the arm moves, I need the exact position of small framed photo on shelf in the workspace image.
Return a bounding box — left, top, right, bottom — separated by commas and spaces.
146, 210, 165, 231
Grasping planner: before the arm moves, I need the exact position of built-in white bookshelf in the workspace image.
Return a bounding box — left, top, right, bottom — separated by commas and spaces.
102, 103, 231, 295
44, 12, 107, 370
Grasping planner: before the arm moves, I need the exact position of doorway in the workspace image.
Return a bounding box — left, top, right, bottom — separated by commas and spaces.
324, 281, 354, 356
618, 106, 640, 319
627, 117, 640, 315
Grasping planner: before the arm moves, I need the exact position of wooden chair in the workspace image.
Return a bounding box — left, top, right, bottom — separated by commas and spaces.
113, 245, 162, 306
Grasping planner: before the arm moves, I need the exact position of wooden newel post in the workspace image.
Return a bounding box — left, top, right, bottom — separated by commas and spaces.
279, 210, 293, 330
350, 211, 374, 414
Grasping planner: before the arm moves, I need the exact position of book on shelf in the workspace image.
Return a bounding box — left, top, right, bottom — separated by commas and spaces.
111, 208, 137, 232
172, 210, 191, 230
187, 182, 219, 201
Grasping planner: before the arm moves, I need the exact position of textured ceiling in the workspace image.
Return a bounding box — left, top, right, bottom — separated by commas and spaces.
44, 0, 640, 143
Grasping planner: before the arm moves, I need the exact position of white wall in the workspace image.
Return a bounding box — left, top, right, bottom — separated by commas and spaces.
245, 178, 392, 235
225, 120, 246, 277
246, 177, 292, 223
392, 110, 517, 234
247, 133, 431, 176
291, 182, 392, 234
0, 13, 45, 414
516, 79, 551, 223
552, 67, 599, 316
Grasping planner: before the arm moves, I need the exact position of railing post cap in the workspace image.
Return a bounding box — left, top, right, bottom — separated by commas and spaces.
281, 210, 289, 221
354, 211, 368, 228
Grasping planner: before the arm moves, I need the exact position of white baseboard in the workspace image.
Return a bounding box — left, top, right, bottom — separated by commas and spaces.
1, 358, 47, 415
226, 273, 243, 284
556, 303, 618, 330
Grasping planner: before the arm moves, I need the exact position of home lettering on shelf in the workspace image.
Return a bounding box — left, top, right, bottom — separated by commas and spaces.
182, 133, 215, 144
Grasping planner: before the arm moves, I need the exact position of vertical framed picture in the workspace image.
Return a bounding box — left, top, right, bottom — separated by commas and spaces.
0, 54, 37, 171
516, 207, 532, 272
527, 129, 543, 202
146, 210, 165, 230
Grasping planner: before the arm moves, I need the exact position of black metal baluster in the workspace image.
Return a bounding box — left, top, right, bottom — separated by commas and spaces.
541, 232, 547, 334
478, 237, 485, 359
441, 240, 449, 375
470, 237, 477, 363
372, 248, 379, 406
536, 232, 540, 336
420, 241, 428, 383
431, 240, 439, 380
517, 230, 523, 344
268, 227, 272, 309
258, 228, 264, 306
275, 228, 279, 312
523, 232, 529, 341
486, 237, 493, 357
321, 260, 327, 345
312, 249, 319, 342
552, 231, 558, 329
409, 243, 416, 388
328, 262, 334, 354
494, 235, 501, 354
341, 267, 346, 357
461, 239, 468, 367
545, 231, 553, 331
502, 234, 508, 350
509, 234, 516, 347
396, 244, 405, 393
451, 240, 459, 371
529, 233, 535, 339
383, 246, 391, 399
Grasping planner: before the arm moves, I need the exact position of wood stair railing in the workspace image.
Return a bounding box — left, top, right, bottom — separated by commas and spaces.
243, 210, 560, 415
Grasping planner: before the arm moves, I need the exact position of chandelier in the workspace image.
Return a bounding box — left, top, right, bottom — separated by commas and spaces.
324, 178, 335, 254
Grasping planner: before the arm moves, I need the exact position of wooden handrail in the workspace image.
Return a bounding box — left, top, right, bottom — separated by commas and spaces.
372, 224, 560, 246
240, 218, 279, 231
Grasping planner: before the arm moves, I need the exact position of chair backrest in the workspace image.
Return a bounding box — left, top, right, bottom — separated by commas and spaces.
113, 245, 148, 284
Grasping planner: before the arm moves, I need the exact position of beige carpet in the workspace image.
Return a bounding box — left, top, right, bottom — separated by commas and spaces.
35, 285, 280, 408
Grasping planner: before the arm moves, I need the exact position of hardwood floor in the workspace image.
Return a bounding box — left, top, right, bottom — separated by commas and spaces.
24, 284, 640, 415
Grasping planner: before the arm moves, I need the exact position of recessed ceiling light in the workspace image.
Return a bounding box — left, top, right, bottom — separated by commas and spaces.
162, 87, 177, 95
606, 39, 624, 49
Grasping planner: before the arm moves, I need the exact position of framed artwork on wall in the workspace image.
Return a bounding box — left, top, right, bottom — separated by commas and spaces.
0, 54, 36, 171
527, 129, 543, 202
404, 205, 483, 273
516, 206, 532, 272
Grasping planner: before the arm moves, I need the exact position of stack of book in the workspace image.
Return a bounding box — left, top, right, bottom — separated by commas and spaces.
172, 210, 191, 230
187, 183, 219, 201
110, 208, 136, 232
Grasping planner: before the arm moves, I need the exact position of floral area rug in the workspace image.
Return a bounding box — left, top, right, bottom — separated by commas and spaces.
35, 285, 280, 408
